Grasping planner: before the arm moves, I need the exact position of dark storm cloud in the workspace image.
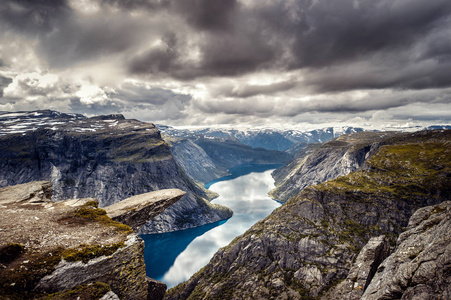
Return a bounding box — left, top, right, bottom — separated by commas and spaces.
39, 15, 147, 68
101, 0, 237, 31
99, 0, 169, 10
288, 0, 451, 68
1, 0, 450, 125
221, 80, 297, 98
0, 76, 13, 98
0, 0, 71, 34
197, 88, 451, 118
0, 0, 164, 69
172, 0, 237, 31
128, 32, 179, 75
122, 0, 451, 92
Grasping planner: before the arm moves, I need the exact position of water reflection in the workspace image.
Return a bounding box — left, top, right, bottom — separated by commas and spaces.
141, 165, 281, 288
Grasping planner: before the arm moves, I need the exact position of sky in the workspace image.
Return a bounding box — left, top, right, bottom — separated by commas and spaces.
0, 0, 450, 130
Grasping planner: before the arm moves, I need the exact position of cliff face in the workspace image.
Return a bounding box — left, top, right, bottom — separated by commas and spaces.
0, 110, 232, 233
164, 136, 226, 184
165, 135, 291, 184
269, 131, 401, 203
0, 181, 182, 299
325, 201, 451, 300
166, 130, 451, 300
193, 137, 292, 172
361, 201, 451, 300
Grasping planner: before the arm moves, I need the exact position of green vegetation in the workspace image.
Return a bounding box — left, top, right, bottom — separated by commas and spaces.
38, 282, 111, 300
60, 201, 132, 233
318, 142, 451, 203
61, 242, 125, 263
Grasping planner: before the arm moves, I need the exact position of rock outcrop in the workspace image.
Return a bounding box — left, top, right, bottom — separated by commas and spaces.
166, 129, 451, 299
362, 201, 451, 300
104, 189, 185, 231
0, 110, 232, 233
0, 181, 178, 299
322, 235, 391, 299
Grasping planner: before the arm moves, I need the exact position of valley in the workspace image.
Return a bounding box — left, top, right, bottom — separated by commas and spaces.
142, 164, 281, 288
0, 110, 450, 300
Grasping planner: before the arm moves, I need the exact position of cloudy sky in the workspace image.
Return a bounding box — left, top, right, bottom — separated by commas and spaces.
0, 0, 450, 129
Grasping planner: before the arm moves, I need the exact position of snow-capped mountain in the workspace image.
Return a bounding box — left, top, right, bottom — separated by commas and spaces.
157, 125, 365, 151
0, 110, 124, 136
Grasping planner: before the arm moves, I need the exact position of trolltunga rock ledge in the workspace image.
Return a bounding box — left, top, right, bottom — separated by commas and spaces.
0, 181, 182, 299
104, 189, 185, 231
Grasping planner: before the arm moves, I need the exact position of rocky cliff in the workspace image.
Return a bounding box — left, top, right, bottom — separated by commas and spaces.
269, 131, 401, 203
193, 136, 291, 172
361, 201, 451, 299
324, 201, 451, 300
0, 181, 182, 299
163, 136, 226, 184
166, 129, 450, 299
0, 110, 232, 233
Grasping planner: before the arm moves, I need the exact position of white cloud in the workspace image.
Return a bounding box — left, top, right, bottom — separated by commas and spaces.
75, 85, 110, 106
4, 72, 61, 99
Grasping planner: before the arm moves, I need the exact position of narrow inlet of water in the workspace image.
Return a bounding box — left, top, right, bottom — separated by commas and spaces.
141, 164, 282, 288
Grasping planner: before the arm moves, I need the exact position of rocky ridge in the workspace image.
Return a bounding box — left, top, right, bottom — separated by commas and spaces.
0, 110, 232, 233
270, 131, 401, 203
0, 181, 182, 299
166, 129, 451, 299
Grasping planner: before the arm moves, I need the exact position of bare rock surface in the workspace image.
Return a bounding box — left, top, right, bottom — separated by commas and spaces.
323, 235, 391, 299
105, 189, 185, 231
362, 201, 451, 300
35, 234, 148, 299
0, 181, 123, 254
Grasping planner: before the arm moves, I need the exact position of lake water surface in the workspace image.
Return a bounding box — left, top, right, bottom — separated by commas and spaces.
141, 164, 282, 288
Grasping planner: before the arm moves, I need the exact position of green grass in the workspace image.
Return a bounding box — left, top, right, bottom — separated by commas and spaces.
60, 201, 132, 233
61, 242, 125, 263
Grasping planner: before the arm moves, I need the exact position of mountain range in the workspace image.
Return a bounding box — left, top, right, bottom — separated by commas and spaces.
0, 110, 450, 299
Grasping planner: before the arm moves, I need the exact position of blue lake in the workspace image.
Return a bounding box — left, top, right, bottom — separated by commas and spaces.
140, 164, 282, 288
